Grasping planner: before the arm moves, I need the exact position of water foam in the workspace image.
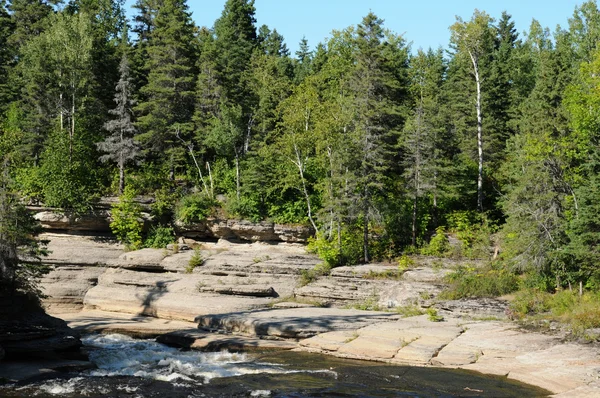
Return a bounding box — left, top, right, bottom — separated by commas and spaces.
82, 334, 335, 384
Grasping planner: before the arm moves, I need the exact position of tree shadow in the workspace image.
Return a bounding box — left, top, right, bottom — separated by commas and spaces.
134, 280, 176, 318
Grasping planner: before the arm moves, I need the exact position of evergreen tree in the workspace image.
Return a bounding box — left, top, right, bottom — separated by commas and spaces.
350, 13, 407, 262
98, 53, 139, 194
135, 0, 197, 178
293, 36, 313, 83
0, 0, 13, 112
7, 0, 61, 49
403, 48, 447, 245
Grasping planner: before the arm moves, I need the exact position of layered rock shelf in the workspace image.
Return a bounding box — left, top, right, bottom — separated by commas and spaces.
18, 232, 600, 396
29, 198, 314, 243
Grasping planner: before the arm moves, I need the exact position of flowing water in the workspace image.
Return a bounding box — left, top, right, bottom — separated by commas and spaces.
0, 334, 550, 397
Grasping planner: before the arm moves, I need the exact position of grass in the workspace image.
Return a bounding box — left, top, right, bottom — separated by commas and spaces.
347, 291, 381, 311
439, 263, 520, 300
362, 269, 403, 280
508, 289, 600, 339
298, 263, 332, 287
396, 304, 426, 318
426, 307, 444, 322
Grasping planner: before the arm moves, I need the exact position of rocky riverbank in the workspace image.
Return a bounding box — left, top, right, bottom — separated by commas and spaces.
3, 232, 600, 396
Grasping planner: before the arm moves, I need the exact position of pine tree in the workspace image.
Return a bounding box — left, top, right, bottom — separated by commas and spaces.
350, 12, 406, 262
7, 0, 61, 49
293, 36, 313, 84
403, 48, 447, 246
0, 0, 13, 112
98, 53, 139, 194
135, 0, 197, 178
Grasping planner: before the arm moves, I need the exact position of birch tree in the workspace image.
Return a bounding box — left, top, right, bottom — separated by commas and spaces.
450, 10, 494, 212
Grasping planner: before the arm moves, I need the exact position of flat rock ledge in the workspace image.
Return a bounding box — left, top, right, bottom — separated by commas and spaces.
49, 308, 600, 396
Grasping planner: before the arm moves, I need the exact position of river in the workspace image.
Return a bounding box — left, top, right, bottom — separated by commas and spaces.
0, 333, 549, 397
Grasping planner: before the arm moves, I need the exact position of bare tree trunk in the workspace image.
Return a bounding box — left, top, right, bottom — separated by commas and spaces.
176, 130, 209, 196
207, 162, 214, 198
363, 188, 370, 263
293, 143, 318, 233
235, 150, 240, 201
470, 51, 484, 212
70, 92, 75, 162
433, 171, 438, 228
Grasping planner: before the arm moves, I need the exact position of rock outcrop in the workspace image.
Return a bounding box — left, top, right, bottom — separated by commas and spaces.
0, 294, 82, 361
175, 218, 313, 243
29, 198, 314, 243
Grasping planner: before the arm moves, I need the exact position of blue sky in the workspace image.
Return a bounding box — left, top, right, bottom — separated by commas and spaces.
125, 0, 584, 54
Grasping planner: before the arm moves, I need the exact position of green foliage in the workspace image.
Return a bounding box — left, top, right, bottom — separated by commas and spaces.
396, 305, 426, 317
509, 290, 600, 337
175, 193, 217, 223
307, 229, 364, 267
144, 226, 174, 249
446, 211, 494, 259
110, 188, 143, 250
397, 254, 415, 271
440, 263, 520, 299
426, 307, 444, 322
225, 195, 262, 222
421, 227, 450, 256
186, 248, 204, 273
298, 262, 331, 287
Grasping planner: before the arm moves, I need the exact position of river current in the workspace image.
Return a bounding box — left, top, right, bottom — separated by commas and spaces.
0, 333, 549, 397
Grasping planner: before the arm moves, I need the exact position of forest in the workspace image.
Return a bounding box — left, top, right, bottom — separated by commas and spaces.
2, 0, 600, 298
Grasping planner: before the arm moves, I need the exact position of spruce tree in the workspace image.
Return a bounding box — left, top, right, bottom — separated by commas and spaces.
98, 53, 139, 194
135, 0, 197, 179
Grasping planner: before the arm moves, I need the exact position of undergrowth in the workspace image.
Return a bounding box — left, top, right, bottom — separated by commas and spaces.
439, 262, 520, 299
508, 289, 600, 338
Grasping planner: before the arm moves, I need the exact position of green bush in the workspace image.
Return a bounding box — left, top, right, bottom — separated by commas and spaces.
111, 188, 143, 250
225, 195, 262, 222
509, 290, 600, 337
421, 227, 450, 256
426, 307, 444, 322
446, 211, 495, 259
298, 263, 332, 286
186, 248, 204, 273
175, 193, 216, 223
440, 263, 520, 299
144, 226, 175, 249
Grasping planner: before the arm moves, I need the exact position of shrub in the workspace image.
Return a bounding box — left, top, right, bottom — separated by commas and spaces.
509, 289, 600, 337
446, 211, 495, 259
111, 188, 143, 250
307, 229, 363, 267
144, 226, 175, 249
426, 307, 444, 322
421, 227, 450, 256
175, 193, 216, 223
298, 263, 331, 286
440, 263, 520, 299
186, 248, 204, 273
